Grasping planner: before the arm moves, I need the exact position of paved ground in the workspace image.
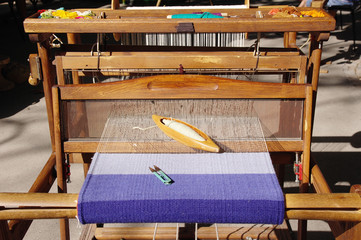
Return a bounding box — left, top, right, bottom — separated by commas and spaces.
0, 0, 360, 239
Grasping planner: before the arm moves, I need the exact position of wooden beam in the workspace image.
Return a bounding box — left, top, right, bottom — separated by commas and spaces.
23, 8, 335, 34
0, 193, 78, 208
58, 52, 306, 71
63, 140, 304, 153
58, 75, 309, 100
0, 209, 77, 220
285, 193, 361, 209
1, 193, 360, 221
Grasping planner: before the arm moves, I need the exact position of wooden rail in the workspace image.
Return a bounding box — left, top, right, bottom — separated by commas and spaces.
1, 193, 360, 221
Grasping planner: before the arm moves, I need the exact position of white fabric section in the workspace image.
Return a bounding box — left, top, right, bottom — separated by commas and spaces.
89, 152, 275, 175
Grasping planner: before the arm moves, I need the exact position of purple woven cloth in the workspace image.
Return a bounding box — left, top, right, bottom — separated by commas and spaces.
77, 153, 284, 224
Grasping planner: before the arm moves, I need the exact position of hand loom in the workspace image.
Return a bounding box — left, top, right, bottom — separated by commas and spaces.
2, 76, 361, 240
1, 2, 361, 240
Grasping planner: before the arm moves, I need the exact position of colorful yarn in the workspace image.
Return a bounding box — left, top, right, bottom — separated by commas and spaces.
300, 10, 325, 18
268, 7, 325, 18
38, 8, 95, 19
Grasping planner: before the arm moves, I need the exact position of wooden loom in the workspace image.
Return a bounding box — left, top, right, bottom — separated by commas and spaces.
1, 3, 361, 240
1, 77, 361, 240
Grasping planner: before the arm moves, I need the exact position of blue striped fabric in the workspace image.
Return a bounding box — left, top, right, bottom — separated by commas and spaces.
77, 153, 284, 224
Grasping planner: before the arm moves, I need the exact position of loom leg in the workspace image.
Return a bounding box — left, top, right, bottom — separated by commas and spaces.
67, 33, 82, 85
334, 185, 361, 240
37, 40, 56, 150
60, 219, 70, 240
5, 153, 56, 239
79, 224, 96, 240
0, 211, 12, 240
337, 221, 361, 240
297, 220, 307, 240
311, 158, 361, 239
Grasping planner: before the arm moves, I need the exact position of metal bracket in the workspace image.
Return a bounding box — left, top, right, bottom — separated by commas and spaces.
294, 162, 303, 182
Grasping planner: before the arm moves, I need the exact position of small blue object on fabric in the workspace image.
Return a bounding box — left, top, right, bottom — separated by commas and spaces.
170, 12, 223, 19
78, 152, 284, 224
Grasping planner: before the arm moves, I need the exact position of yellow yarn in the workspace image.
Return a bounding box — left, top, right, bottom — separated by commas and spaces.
52, 10, 79, 19
300, 10, 325, 18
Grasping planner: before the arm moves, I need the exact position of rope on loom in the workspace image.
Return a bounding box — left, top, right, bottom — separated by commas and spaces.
176, 223, 179, 240
215, 224, 219, 240
132, 125, 157, 131
152, 223, 179, 240
299, 35, 311, 49
153, 223, 158, 240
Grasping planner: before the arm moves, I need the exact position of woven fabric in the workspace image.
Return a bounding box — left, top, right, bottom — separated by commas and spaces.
77, 152, 284, 224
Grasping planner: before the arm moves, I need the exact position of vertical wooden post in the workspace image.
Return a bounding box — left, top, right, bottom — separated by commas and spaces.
112, 0, 120, 9
308, 35, 323, 92
52, 87, 70, 240
112, 0, 121, 42
66, 34, 82, 84
284, 32, 297, 48
244, 0, 250, 8
0, 211, 12, 240
297, 86, 313, 240
66, 33, 92, 178
15, 0, 27, 20
37, 40, 56, 151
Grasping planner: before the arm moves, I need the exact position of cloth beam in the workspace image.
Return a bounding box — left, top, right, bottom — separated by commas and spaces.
77, 152, 284, 224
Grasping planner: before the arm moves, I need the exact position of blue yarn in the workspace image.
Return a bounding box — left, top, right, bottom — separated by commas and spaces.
171, 12, 223, 19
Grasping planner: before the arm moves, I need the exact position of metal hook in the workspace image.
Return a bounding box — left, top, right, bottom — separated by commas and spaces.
51, 34, 63, 48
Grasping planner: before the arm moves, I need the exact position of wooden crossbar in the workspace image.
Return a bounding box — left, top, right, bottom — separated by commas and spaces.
56, 51, 307, 71
56, 75, 309, 100
62, 140, 304, 153
1, 193, 360, 221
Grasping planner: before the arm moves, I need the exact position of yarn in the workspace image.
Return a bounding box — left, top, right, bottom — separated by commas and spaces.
38, 8, 95, 19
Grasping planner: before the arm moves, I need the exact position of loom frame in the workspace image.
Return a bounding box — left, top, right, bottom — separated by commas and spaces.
5, 4, 359, 240
55, 75, 312, 239
1, 77, 359, 240
23, 6, 336, 162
